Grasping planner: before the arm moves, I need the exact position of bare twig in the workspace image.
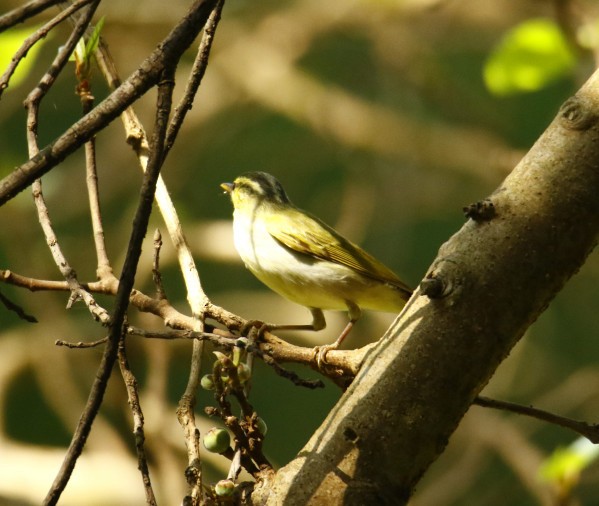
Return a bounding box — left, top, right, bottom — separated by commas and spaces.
127, 326, 235, 347
44, 29, 179, 505
227, 449, 243, 481
55, 336, 107, 348
0, 0, 64, 33
79, 75, 114, 280
31, 180, 111, 324
0, 266, 366, 380
91, 6, 225, 501
24, 0, 109, 326
0, 268, 197, 331
0, 0, 219, 207
474, 396, 599, 443
163, 0, 224, 157
118, 339, 157, 505
177, 338, 205, 505
0, 0, 96, 96
0, 288, 37, 322
1, 269, 105, 292
152, 229, 167, 300
258, 350, 325, 390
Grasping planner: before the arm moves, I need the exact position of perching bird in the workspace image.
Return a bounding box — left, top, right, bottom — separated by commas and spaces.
221, 171, 412, 364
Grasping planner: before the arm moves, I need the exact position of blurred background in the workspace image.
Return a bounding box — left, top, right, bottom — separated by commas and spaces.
1, 0, 599, 504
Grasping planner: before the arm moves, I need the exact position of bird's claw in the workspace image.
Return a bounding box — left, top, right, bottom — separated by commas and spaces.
313, 344, 335, 370
240, 319, 270, 338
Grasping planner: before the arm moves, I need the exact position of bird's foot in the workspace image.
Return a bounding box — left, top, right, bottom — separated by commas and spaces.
240, 319, 270, 338
313, 344, 336, 370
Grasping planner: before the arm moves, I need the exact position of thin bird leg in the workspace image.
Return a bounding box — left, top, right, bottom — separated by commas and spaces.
263, 307, 326, 332
315, 302, 361, 368
241, 307, 326, 336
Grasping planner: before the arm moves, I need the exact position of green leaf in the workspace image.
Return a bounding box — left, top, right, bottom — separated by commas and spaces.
483, 18, 576, 96
539, 437, 599, 488
68, 38, 87, 64
85, 16, 105, 60
0, 27, 47, 91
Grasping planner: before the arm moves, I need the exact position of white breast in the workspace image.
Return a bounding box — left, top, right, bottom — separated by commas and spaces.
231, 208, 407, 313
232, 208, 350, 310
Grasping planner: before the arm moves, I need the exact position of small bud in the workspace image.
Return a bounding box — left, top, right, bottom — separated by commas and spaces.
237, 363, 251, 382
203, 428, 230, 453
200, 374, 215, 390
213, 351, 229, 362
214, 479, 235, 497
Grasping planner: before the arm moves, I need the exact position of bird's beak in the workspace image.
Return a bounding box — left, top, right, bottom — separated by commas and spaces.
220, 182, 234, 194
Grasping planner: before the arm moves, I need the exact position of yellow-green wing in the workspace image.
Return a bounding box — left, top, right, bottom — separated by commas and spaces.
265, 206, 412, 293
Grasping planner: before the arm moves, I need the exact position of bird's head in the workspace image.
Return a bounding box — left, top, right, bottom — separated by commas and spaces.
221, 171, 291, 210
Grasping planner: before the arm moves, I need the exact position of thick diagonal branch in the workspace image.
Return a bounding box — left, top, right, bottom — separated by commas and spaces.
260, 71, 599, 505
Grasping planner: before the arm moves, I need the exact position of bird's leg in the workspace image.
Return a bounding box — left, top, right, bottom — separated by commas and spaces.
241, 308, 326, 338
315, 303, 361, 368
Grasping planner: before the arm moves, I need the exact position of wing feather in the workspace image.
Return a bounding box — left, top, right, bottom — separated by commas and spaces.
265, 207, 411, 294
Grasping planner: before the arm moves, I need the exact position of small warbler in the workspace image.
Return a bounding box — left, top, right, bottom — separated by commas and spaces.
221, 171, 412, 364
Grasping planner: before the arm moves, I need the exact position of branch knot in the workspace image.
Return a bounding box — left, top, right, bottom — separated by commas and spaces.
559, 96, 597, 131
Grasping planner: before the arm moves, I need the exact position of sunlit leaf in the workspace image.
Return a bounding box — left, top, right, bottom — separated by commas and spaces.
539, 437, 599, 490
85, 16, 105, 60
0, 27, 47, 91
68, 38, 87, 64
483, 18, 576, 96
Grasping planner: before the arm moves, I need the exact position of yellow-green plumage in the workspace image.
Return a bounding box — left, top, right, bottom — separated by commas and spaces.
221, 171, 412, 358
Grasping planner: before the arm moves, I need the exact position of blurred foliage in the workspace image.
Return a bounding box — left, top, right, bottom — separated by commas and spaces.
0, 25, 47, 91
0, 0, 599, 504
483, 18, 576, 95
540, 437, 599, 501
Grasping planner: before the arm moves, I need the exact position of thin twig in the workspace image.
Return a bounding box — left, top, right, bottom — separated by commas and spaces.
127, 326, 235, 347
227, 449, 243, 481
0, 0, 96, 97
31, 179, 111, 324
23, 0, 109, 326
0, 269, 113, 293
474, 396, 599, 443
0, 288, 37, 322
44, 34, 178, 506
1, 267, 364, 379
0, 0, 220, 207
80, 77, 114, 280
92, 7, 225, 501
55, 336, 107, 348
152, 229, 167, 300
118, 339, 157, 505
0, 268, 200, 331
177, 337, 205, 505
163, 0, 224, 157
44, 321, 126, 506
0, 0, 65, 33
248, 343, 325, 389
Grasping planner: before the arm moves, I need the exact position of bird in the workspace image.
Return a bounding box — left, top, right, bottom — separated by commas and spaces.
221, 171, 412, 365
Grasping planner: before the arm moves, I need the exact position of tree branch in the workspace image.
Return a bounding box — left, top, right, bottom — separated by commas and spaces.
0, 0, 96, 96
473, 396, 599, 443
0, 0, 219, 207
118, 340, 157, 505
164, 0, 224, 157
259, 70, 599, 505
0, 0, 64, 32
43, 31, 179, 506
